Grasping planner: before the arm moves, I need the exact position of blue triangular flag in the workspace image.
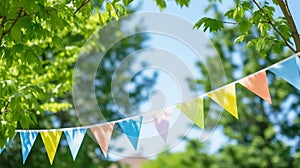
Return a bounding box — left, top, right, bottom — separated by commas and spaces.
64, 128, 86, 160
0, 135, 16, 154
0, 146, 4, 154
118, 117, 143, 150
20, 131, 38, 164
269, 57, 300, 89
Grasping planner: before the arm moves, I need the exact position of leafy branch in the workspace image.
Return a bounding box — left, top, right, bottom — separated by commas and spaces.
252, 0, 296, 53
1, 101, 10, 114
277, 0, 300, 52
74, 0, 90, 14
0, 7, 24, 43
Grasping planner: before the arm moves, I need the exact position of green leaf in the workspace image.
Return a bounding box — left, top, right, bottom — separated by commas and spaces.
2, 48, 13, 67
175, 0, 190, 8
252, 10, 263, 24
194, 17, 223, 32
106, 2, 113, 13
240, 1, 253, 11
123, 0, 134, 6
224, 9, 234, 19
51, 36, 64, 48
29, 112, 37, 125
100, 12, 109, 23
41, 102, 72, 113
239, 20, 251, 34
263, 5, 275, 17
234, 35, 245, 44
233, 6, 244, 21
10, 25, 22, 42
154, 0, 167, 11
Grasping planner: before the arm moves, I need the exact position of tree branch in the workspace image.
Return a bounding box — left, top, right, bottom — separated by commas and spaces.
0, 7, 24, 43
1, 101, 10, 114
222, 21, 237, 25
252, 0, 296, 53
277, 0, 300, 52
74, 0, 90, 15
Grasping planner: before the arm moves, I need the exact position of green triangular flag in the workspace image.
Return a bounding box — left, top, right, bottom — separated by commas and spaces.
177, 97, 204, 129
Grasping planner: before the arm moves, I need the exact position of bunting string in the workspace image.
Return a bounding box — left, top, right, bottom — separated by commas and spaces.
14, 53, 300, 133
1, 53, 299, 165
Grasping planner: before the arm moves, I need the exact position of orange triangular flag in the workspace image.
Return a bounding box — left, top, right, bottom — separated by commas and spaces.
40, 131, 62, 165
239, 71, 272, 104
90, 123, 114, 157
208, 84, 238, 119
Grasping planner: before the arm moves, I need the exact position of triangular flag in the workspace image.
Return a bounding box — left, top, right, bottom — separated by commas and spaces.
20, 131, 38, 164
296, 55, 300, 70
40, 131, 62, 165
0, 146, 4, 154
0, 135, 16, 154
118, 116, 143, 150
176, 97, 204, 129
239, 71, 272, 104
208, 84, 238, 119
269, 57, 300, 90
90, 123, 114, 157
153, 107, 173, 142
64, 128, 86, 160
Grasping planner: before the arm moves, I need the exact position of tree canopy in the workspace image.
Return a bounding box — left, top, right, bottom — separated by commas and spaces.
0, 0, 156, 167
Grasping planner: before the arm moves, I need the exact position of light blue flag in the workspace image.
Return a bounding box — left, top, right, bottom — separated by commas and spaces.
118, 117, 143, 150
0, 146, 4, 154
269, 57, 300, 90
20, 131, 38, 164
0, 135, 16, 155
64, 128, 87, 160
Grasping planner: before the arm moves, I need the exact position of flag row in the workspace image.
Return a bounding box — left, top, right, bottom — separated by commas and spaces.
1, 55, 299, 165
1, 117, 143, 165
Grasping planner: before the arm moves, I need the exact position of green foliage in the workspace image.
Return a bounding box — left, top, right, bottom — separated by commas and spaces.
175, 0, 190, 8
0, 0, 132, 146
194, 17, 224, 32
194, 0, 298, 56
0, 0, 156, 167
143, 140, 220, 168
153, 0, 191, 10
154, 0, 167, 11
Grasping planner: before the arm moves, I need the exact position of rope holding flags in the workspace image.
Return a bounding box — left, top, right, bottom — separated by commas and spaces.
1, 53, 300, 165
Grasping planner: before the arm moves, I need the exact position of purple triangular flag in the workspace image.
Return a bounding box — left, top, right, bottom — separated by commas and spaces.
153, 107, 173, 142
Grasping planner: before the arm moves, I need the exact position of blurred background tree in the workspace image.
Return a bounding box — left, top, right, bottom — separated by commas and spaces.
144, 0, 300, 167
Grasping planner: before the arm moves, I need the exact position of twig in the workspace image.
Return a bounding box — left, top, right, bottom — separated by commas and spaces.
222, 21, 237, 25
0, 7, 24, 43
277, 0, 300, 52
1, 101, 10, 114
4, 8, 23, 35
74, 0, 90, 15
252, 0, 297, 53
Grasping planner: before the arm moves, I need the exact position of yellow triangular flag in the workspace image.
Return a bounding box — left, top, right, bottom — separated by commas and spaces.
176, 97, 204, 129
208, 84, 238, 119
40, 131, 62, 165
